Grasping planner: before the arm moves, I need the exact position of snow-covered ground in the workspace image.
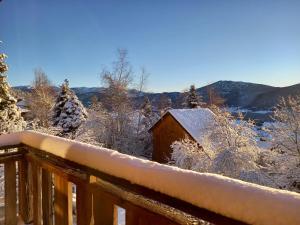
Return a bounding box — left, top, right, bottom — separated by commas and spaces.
227, 107, 272, 114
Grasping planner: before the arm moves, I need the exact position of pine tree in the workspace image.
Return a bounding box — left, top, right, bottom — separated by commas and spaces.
53, 79, 87, 136
206, 86, 225, 107
141, 97, 158, 128
0, 53, 25, 134
185, 85, 204, 108
158, 94, 172, 115
141, 97, 152, 118
139, 97, 159, 158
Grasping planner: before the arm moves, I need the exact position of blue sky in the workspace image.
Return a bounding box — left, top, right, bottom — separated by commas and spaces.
0, 0, 299, 92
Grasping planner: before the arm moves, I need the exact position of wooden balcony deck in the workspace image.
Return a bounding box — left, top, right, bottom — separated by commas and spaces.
0, 131, 299, 225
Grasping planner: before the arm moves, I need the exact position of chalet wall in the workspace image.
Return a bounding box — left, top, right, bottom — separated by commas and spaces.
152, 114, 192, 163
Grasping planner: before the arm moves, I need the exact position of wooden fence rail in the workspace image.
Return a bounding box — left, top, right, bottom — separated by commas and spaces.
0, 131, 299, 225
0, 146, 247, 225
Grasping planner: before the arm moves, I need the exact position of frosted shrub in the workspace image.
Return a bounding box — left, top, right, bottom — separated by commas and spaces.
265, 96, 300, 191
171, 137, 214, 172
170, 106, 269, 185
270, 96, 300, 158
213, 146, 259, 178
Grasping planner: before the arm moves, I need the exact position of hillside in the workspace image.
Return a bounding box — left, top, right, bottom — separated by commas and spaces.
249, 83, 300, 109
13, 81, 300, 110
197, 81, 277, 108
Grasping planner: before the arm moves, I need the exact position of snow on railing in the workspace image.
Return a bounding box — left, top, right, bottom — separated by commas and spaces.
0, 130, 300, 225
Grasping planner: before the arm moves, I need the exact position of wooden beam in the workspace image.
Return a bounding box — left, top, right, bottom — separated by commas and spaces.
125, 205, 181, 225
26, 153, 87, 185
4, 161, 17, 225
0, 152, 23, 164
0, 144, 23, 151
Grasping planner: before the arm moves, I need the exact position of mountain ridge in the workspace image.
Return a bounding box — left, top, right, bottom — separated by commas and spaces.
13, 81, 300, 110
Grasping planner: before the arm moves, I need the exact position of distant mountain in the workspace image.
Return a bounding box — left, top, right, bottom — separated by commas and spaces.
197, 81, 277, 108
13, 85, 33, 92
249, 83, 300, 109
13, 81, 300, 110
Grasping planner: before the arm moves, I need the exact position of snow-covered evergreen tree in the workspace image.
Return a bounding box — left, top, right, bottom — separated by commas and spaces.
138, 97, 159, 158
141, 97, 159, 129
185, 85, 205, 108
0, 53, 25, 134
53, 79, 87, 136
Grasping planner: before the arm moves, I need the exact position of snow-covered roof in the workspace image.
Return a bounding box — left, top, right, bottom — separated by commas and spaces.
151, 108, 215, 145
16, 100, 28, 108
0, 131, 300, 225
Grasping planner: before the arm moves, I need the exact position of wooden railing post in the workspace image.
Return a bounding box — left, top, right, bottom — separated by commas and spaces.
4, 161, 17, 225
18, 159, 32, 224
93, 189, 116, 225
54, 174, 73, 225
31, 161, 42, 225
125, 209, 139, 225
76, 180, 93, 225
42, 169, 53, 225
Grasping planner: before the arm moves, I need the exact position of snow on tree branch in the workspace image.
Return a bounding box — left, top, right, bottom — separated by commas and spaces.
53, 79, 87, 137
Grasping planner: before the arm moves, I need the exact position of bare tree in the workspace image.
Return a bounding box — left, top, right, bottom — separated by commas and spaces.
271, 96, 300, 158
206, 86, 225, 107
100, 49, 134, 151
27, 68, 56, 127
101, 49, 132, 112
99, 50, 156, 157
266, 96, 300, 191
135, 67, 149, 136
157, 94, 172, 115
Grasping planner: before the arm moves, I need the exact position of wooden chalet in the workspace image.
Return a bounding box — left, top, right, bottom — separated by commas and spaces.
149, 108, 214, 163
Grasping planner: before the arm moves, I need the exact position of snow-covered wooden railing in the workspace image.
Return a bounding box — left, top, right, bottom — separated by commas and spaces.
0, 131, 300, 225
